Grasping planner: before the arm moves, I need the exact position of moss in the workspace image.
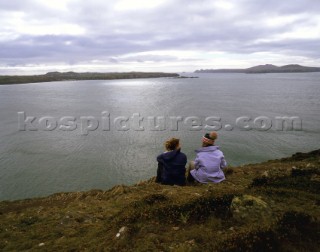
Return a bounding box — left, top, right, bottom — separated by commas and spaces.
291, 167, 320, 177
143, 194, 169, 205
224, 167, 234, 176
17, 216, 40, 227
277, 211, 312, 230
250, 176, 269, 187
250, 166, 320, 194
218, 228, 280, 252
114, 192, 236, 227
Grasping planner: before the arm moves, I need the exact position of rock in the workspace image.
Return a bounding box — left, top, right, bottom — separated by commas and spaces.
116, 226, 127, 238
229, 227, 234, 231
172, 226, 180, 231
116, 226, 128, 238
262, 171, 269, 177
231, 195, 271, 223
38, 243, 45, 247
119, 226, 127, 233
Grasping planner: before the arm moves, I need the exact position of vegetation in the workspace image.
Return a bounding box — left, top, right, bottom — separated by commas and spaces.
0, 149, 319, 251
0, 72, 179, 85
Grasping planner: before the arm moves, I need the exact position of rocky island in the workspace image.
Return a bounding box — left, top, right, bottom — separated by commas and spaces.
0, 149, 319, 251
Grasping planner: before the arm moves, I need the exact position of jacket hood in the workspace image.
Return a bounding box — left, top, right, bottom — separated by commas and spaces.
195, 145, 219, 153
161, 149, 181, 160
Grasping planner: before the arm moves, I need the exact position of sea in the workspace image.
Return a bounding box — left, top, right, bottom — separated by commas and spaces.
0, 72, 319, 200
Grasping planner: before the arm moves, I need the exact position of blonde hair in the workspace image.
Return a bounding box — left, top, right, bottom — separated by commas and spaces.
165, 138, 180, 151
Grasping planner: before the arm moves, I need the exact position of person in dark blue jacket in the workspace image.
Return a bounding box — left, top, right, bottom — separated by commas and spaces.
156, 138, 187, 186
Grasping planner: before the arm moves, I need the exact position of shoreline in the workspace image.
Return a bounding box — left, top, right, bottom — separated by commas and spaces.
0, 71, 179, 85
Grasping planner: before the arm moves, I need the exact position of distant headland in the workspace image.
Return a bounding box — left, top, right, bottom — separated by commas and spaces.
195, 64, 320, 74
0, 71, 179, 85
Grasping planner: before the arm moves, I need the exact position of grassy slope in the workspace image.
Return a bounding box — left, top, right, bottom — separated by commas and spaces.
0, 150, 319, 251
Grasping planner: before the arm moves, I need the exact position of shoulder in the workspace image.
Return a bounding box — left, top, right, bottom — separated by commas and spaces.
215, 149, 224, 156
177, 151, 186, 157
178, 152, 187, 159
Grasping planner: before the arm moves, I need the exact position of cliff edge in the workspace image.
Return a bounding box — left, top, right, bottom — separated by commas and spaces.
0, 150, 319, 251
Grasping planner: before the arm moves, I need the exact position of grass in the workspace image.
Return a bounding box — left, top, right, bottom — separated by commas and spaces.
0, 149, 319, 251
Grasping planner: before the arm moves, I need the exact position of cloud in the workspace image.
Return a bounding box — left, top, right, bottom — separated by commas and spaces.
0, 0, 319, 74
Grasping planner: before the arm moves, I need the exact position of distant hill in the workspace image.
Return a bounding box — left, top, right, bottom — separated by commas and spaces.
245, 64, 279, 73
195, 64, 320, 73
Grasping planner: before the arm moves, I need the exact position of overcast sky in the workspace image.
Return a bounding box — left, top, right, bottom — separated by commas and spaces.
1, 0, 320, 74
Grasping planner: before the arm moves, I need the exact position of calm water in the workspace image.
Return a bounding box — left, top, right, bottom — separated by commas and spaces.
0, 73, 319, 200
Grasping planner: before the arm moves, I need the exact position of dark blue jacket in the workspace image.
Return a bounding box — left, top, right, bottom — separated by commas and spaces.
157, 149, 187, 186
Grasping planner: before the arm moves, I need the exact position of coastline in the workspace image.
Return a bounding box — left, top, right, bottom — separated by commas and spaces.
0, 72, 179, 85
0, 149, 319, 251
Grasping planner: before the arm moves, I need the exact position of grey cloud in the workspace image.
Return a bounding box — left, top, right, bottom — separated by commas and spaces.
242, 0, 320, 15
117, 54, 177, 63
0, 0, 319, 69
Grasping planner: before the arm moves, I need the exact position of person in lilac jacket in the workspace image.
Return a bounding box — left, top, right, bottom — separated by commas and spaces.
187, 131, 227, 183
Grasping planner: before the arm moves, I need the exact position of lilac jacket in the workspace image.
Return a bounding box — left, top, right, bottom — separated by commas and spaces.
190, 145, 227, 183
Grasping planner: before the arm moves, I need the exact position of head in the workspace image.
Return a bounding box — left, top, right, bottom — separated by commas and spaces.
165, 137, 180, 151
202, 131, 218, 147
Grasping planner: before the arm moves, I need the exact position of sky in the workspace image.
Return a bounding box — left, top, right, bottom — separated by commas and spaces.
1, 0, 320, 74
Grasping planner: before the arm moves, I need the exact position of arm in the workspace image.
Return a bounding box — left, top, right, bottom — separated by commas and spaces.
194, 156, 201, 170
220, 156, 227, 169
157, 154, 163, 163
182, 154, 187, 174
